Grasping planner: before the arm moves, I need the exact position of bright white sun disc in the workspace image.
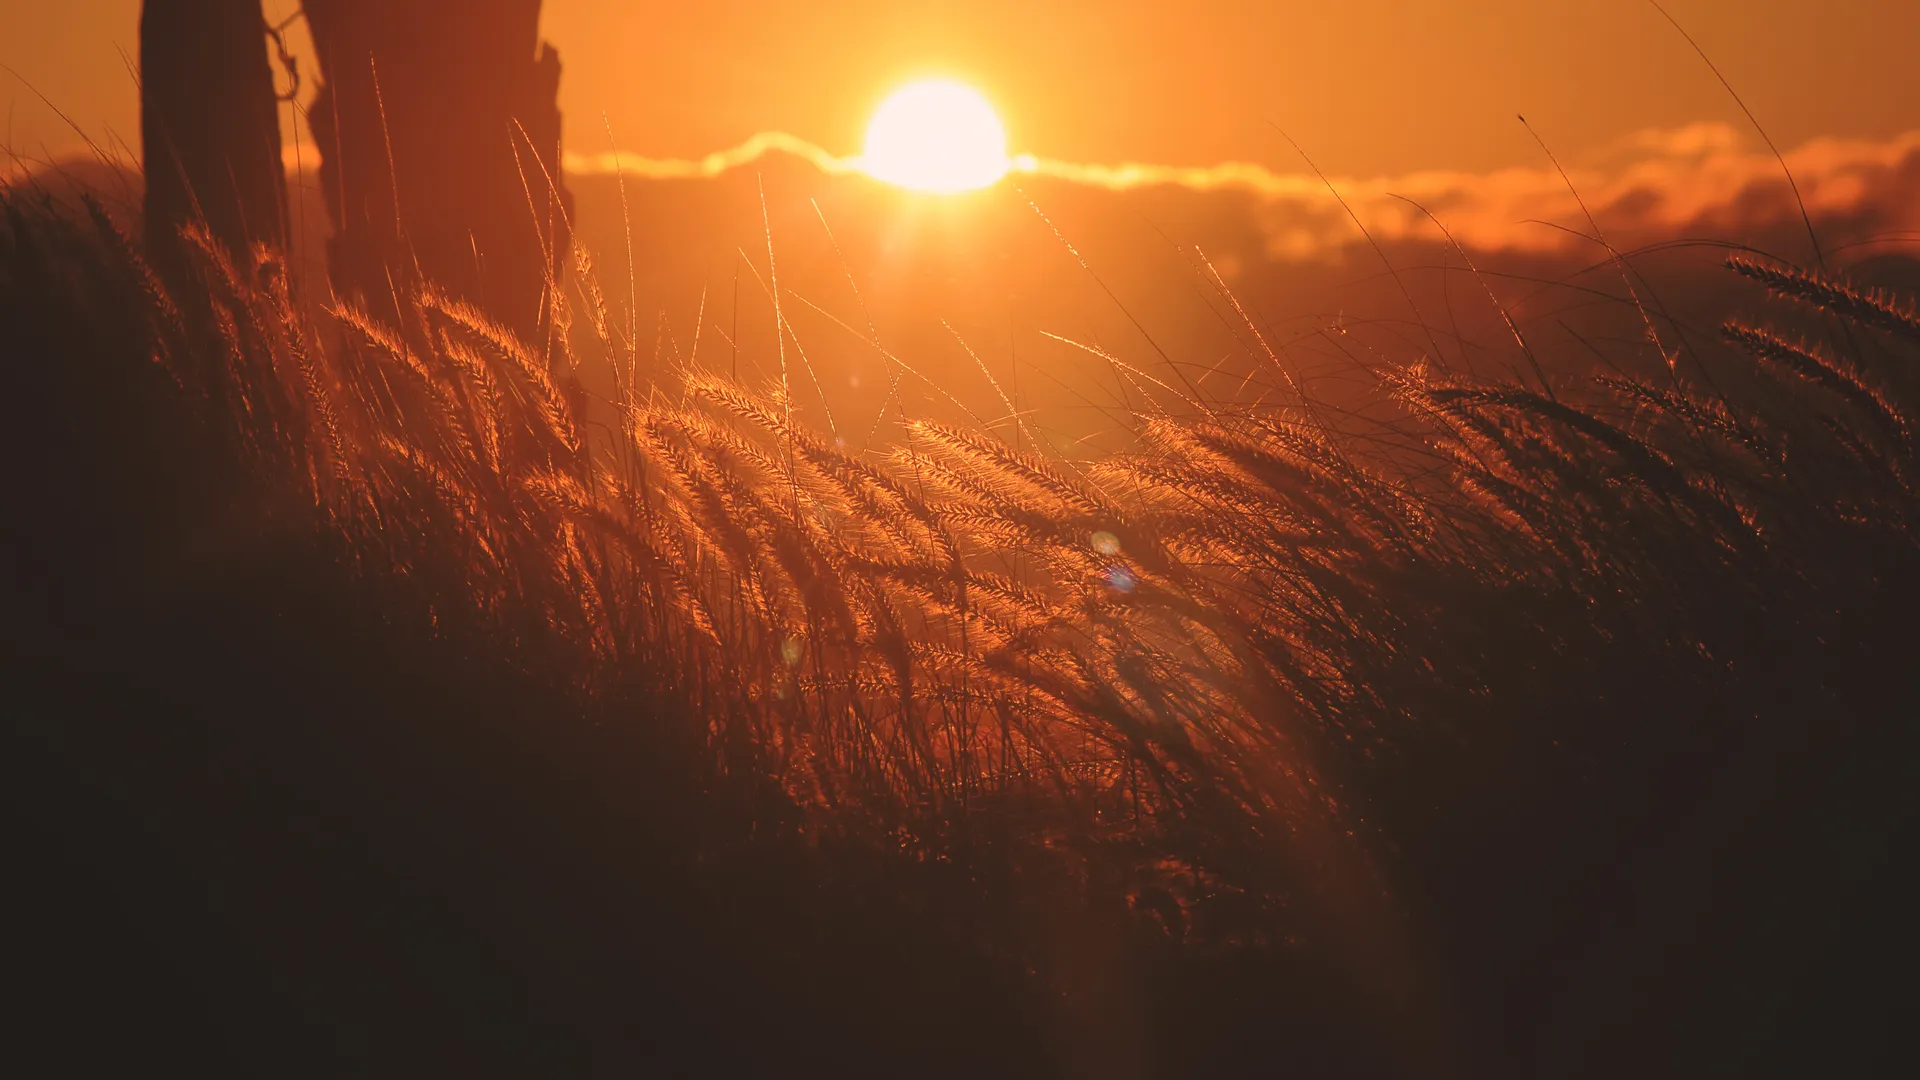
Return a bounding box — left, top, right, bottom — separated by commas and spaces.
862, 80, 1009, 193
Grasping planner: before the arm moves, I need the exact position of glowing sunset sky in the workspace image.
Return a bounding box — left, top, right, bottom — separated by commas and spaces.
3, 1, 1918, 177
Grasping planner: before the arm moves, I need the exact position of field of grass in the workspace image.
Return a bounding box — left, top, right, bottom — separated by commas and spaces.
4, 178, 1917, 1075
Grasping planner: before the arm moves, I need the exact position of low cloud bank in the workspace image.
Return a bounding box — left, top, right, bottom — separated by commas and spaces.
563, 122, 1920, 261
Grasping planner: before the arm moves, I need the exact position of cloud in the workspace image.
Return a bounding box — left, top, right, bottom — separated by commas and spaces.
564, 131, 858, 181
22, 121, 1913, 279
1013, 128, 1920, 259
563, 125, 1920, 262
1587, 121, 1747, 163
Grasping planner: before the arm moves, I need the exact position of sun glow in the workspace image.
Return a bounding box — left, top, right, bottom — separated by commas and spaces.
861, 80, 1010, 193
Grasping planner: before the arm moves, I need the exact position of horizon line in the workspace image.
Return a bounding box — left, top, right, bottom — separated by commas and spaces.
555, 123, 1920, 202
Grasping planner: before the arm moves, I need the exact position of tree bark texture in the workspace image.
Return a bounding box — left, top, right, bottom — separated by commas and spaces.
140, 0, 288, 269
304, 0, 570, 339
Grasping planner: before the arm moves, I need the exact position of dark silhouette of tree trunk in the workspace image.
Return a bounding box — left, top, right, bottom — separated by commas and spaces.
140, 0, 287, 270
304, 0, 570, 340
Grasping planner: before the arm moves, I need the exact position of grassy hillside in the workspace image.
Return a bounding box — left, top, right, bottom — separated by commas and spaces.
4, 178, 1917, 1075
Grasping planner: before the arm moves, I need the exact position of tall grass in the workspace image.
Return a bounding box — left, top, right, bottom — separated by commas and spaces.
5, 183, 1916, 1075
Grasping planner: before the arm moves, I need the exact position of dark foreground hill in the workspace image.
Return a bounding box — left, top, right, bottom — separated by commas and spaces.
5, 146, 1920, 1075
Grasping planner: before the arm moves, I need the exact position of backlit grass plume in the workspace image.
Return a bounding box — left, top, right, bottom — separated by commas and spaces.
6, 185, 1915, 1075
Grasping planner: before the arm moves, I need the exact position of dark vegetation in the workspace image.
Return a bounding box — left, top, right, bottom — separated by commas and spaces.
6, 3, 1918, 1076
9, 176, 1919, 1076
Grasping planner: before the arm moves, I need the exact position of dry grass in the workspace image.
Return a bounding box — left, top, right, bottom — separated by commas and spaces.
6, 184, 1917, 1074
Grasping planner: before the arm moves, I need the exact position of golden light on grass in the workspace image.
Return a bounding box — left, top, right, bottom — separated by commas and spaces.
860, 79, 1010, 193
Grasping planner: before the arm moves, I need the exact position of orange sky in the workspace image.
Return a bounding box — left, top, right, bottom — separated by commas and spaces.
4, 1, 1917, 177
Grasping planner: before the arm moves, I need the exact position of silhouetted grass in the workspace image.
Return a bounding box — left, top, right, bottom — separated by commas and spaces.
5, 182, 1916, 1077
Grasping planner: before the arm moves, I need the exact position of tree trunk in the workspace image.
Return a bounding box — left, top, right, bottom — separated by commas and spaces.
140, 0, 287, 269
304, 0, 569, 340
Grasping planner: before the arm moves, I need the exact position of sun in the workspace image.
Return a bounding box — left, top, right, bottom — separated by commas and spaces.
861, 80, 1010, 193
